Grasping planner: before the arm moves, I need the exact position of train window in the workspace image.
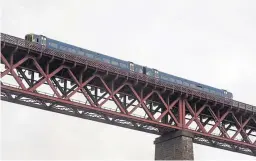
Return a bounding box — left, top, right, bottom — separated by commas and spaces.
176, 79, 182, 84
190, 84, 196, 88
41, 37, 47, 46
41, 37, 43, 45
86, 53, 94, 58
77, 50, 85, 56
196, 85, 203, 88
204, 88, 209, 92
162, 75, 168, 81
136, 67, 143, 73
130, 62, 134, 72
95, 56, 101, 61
43, 37, 46, 45
120, 63, 128, 69
103, 58, 110, 63
146, 70, 152, 76
183, 81, 190, 86
111, 60, 119, 66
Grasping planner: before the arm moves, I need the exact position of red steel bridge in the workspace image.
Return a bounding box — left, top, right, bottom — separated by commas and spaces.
1, 33, 256, 157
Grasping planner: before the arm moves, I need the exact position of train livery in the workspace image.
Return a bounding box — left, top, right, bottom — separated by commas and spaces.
25, 33, 233, 99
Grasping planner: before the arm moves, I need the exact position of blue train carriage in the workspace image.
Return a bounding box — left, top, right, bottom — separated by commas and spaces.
25, 33, 98, 58
25, 33, 144, 73
47, 36, 100, 59
94, 53, 130, 71
85, 48, 144, 74
145, 67, 233, 99
25, 33, 123, 68
58, 37, 142, 73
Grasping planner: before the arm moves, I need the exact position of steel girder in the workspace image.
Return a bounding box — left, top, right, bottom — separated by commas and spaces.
1, 33, 256, 157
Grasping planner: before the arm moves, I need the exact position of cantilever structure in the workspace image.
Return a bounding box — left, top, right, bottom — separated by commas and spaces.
1, 33, 256, 158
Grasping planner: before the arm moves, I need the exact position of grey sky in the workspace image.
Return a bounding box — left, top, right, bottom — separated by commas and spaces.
1, 0, 256, 160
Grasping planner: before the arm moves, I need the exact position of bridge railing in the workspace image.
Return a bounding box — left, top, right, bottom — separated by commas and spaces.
1, 33, 255, 113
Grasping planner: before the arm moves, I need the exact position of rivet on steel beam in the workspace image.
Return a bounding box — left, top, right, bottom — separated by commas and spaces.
26, 45, 31, 55
204, 104, 210, 109
188, 95, 194, 101
82, 65, 88, 72
170, 88, 174, 95
93, 68, 98, 74
195, 98, 201, 104
142, 82, 148, 89
114, 74, 119, 81
219, 104, 225, 111
123, 78, 129, 85
125, 73, 129, 82
160, 87, 166, 94
103, 71, 109, 79
49, 55, 54, 63
1, 41, 5, 50
11, 46, 18, 55
133, 78, 138, 86
71, 62, 76, 68
152, 89, 158, 94
61, 58, 66, 65
37, 49, 43, 60
15, 39, 19, 45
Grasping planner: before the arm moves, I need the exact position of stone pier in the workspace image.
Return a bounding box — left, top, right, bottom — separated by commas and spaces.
154, 130, 194, 160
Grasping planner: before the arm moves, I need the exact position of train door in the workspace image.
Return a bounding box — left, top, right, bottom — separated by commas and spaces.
129, 62, 135, 72
41, 36, 47, 46
223, 90, 228, 98
32, 35, 39, 43
143, 67, 146, 74
31, 34, 35, 42
154, 69, 159, 79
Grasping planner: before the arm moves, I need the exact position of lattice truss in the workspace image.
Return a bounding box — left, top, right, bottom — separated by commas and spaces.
1, 43, 256, 156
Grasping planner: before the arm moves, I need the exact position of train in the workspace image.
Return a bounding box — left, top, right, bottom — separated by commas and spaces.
25, 33, 233, 99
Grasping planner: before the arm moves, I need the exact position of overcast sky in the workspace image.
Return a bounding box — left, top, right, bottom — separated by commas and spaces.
1, 0, 256, 160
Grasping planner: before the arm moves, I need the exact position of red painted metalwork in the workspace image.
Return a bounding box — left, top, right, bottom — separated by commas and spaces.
1, 33, 256, 156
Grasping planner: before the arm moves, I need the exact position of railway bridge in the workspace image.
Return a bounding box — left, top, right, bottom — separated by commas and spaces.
1, 33, 256, 160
